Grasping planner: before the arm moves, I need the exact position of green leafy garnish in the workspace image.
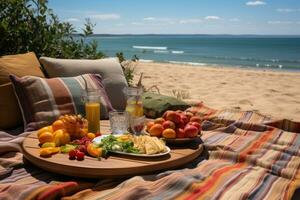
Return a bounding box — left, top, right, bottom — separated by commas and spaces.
98, 135, 140, 156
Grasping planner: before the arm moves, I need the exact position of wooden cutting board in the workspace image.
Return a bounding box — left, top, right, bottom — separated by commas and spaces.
22, 120, 203, 178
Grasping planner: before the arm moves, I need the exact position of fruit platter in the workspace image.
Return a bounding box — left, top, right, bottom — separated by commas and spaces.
22, 112, 203, 178
145, 110, 202, 144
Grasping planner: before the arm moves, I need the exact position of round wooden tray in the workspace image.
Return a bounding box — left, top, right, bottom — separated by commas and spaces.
22, 121, 203, 178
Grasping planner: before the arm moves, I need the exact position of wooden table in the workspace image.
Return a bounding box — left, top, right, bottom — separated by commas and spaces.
22, 121, 203, 178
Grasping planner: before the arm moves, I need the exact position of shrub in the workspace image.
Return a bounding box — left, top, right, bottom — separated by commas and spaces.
116, 52, 139, 86
0, 0, 104, 59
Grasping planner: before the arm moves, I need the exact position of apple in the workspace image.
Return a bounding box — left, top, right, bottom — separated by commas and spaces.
189, 122, 201, 130
184, 112, 194, 121
165, 111, 181, 123
162, 120, 176, 130
184, 125, 199, 138
176, 128, 185, 138
180, 114, 189, 124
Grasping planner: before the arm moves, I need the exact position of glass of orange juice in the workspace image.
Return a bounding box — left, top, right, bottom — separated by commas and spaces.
82, 89, 101, 133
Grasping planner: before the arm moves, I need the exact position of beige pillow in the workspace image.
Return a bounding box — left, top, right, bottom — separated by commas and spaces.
39, 57, 128, 110
0, 52, 45, 129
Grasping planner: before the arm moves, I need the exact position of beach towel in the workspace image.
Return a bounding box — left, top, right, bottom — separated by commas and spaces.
1, 103, 300, 200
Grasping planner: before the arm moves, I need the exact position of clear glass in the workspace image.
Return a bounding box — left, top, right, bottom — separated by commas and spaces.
130, 115, 146, 135
82, 89, 101, 133
109, 111, 129, 135
123, 87, 144, 118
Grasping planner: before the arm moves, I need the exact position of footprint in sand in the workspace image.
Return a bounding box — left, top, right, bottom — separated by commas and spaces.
268, 89, 279, 93
238, 99, 253, 106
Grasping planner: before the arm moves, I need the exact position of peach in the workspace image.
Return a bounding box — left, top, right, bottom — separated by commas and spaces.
184, 125, 199, 138
190, 116, 202, 123
37, 126, 53, 137
176, 128, 185, 138
165, 111, 181, 123
154, 117, 165, 124
38, 131, 54, 144
52, 120, 65, 131
87, 143, 102, 158
149, 124, 164, 137
162, 128, 176, 139
53, 129, 70, 146
146, 121, 155, 132
162, 120, 176, 130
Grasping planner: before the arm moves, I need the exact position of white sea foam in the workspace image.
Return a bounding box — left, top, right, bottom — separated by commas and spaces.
168, 61, 207, 66
139, 59, 154, 63
133, 45, 168, 50
154, 50, 169, 54
171, 51, 184, 54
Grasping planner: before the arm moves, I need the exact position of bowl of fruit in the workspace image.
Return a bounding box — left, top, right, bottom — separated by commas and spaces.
145, 110, 202, 144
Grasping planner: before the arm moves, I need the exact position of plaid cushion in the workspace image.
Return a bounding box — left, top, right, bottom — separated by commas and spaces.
10, 74, 113, 131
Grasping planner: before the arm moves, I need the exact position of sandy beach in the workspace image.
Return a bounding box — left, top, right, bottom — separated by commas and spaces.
133, 62, 300, 121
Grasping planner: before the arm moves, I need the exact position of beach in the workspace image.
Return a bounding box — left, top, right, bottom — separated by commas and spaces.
133, 62, 300, 121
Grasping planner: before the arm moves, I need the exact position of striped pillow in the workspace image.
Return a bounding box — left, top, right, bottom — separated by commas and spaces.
10, 74, 113, 131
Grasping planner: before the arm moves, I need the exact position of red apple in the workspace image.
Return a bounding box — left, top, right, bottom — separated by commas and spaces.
165, 111, 181, 123
184, 112, 194, 121
180, 114, 189, 124
162, 120, 176, 130
176, 119, 185, 129
190, 116, 201, 123
176, 128, 185, 138
189, 122, 201, 131
184, 125, 199, 138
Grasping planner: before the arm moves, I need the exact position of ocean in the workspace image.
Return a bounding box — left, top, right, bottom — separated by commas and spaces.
87, 35, 300, 71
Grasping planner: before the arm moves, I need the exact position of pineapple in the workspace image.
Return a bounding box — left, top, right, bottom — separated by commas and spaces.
58, 114, 88, 139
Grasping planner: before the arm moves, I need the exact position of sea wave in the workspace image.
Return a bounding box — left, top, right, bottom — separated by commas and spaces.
132, 45, 168, 50
139, 59, 154, 63
154, 50, 169, 54
168, 61, 208, 66
171, 51, 184, 54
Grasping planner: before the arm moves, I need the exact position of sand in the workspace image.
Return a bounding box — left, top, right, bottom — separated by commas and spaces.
132, 62, 300, 121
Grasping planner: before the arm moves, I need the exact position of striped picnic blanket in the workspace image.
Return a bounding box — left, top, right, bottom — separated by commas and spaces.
1, 103, 300, 200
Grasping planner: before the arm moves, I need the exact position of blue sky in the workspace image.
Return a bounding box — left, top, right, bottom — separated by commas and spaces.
49, 0, 300, 35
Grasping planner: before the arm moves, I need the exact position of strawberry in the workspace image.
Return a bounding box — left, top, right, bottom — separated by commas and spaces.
76, 151, 85, 161
68, 149, 76, 160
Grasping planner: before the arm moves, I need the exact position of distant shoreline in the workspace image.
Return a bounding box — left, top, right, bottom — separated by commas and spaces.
138, 60, 300, 73
72, 34, 300, 38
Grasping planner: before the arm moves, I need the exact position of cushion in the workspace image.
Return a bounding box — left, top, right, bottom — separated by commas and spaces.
39, 57, 128, 111
10, 74, 113, 131
142, 92, 191, 119
0, 52, 45, 129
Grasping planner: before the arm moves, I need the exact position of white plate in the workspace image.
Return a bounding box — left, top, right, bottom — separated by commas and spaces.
92, 135, 171, 157
110, 146, 171, 157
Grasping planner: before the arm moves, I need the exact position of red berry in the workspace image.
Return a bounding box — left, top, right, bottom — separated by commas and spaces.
95, 132, 101, 137
68, 149, 76, 160
78, 145, 87, 154
76, 151, 85, 161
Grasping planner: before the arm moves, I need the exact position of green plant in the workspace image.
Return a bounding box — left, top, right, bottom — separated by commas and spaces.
0, 0, 104, 59
116, 52, 139, 86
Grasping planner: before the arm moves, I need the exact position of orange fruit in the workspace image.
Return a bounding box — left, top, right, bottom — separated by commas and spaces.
149, 124, 164, 137
146, 121, 155, 132
38, 131, 54, 144
87, 132, 96, 140
37, 126, 53, 137
52, 120, 65, 131
162, 128, 176, 139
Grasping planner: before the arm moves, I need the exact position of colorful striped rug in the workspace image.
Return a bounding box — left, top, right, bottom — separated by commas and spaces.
1, 103, 300, 200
